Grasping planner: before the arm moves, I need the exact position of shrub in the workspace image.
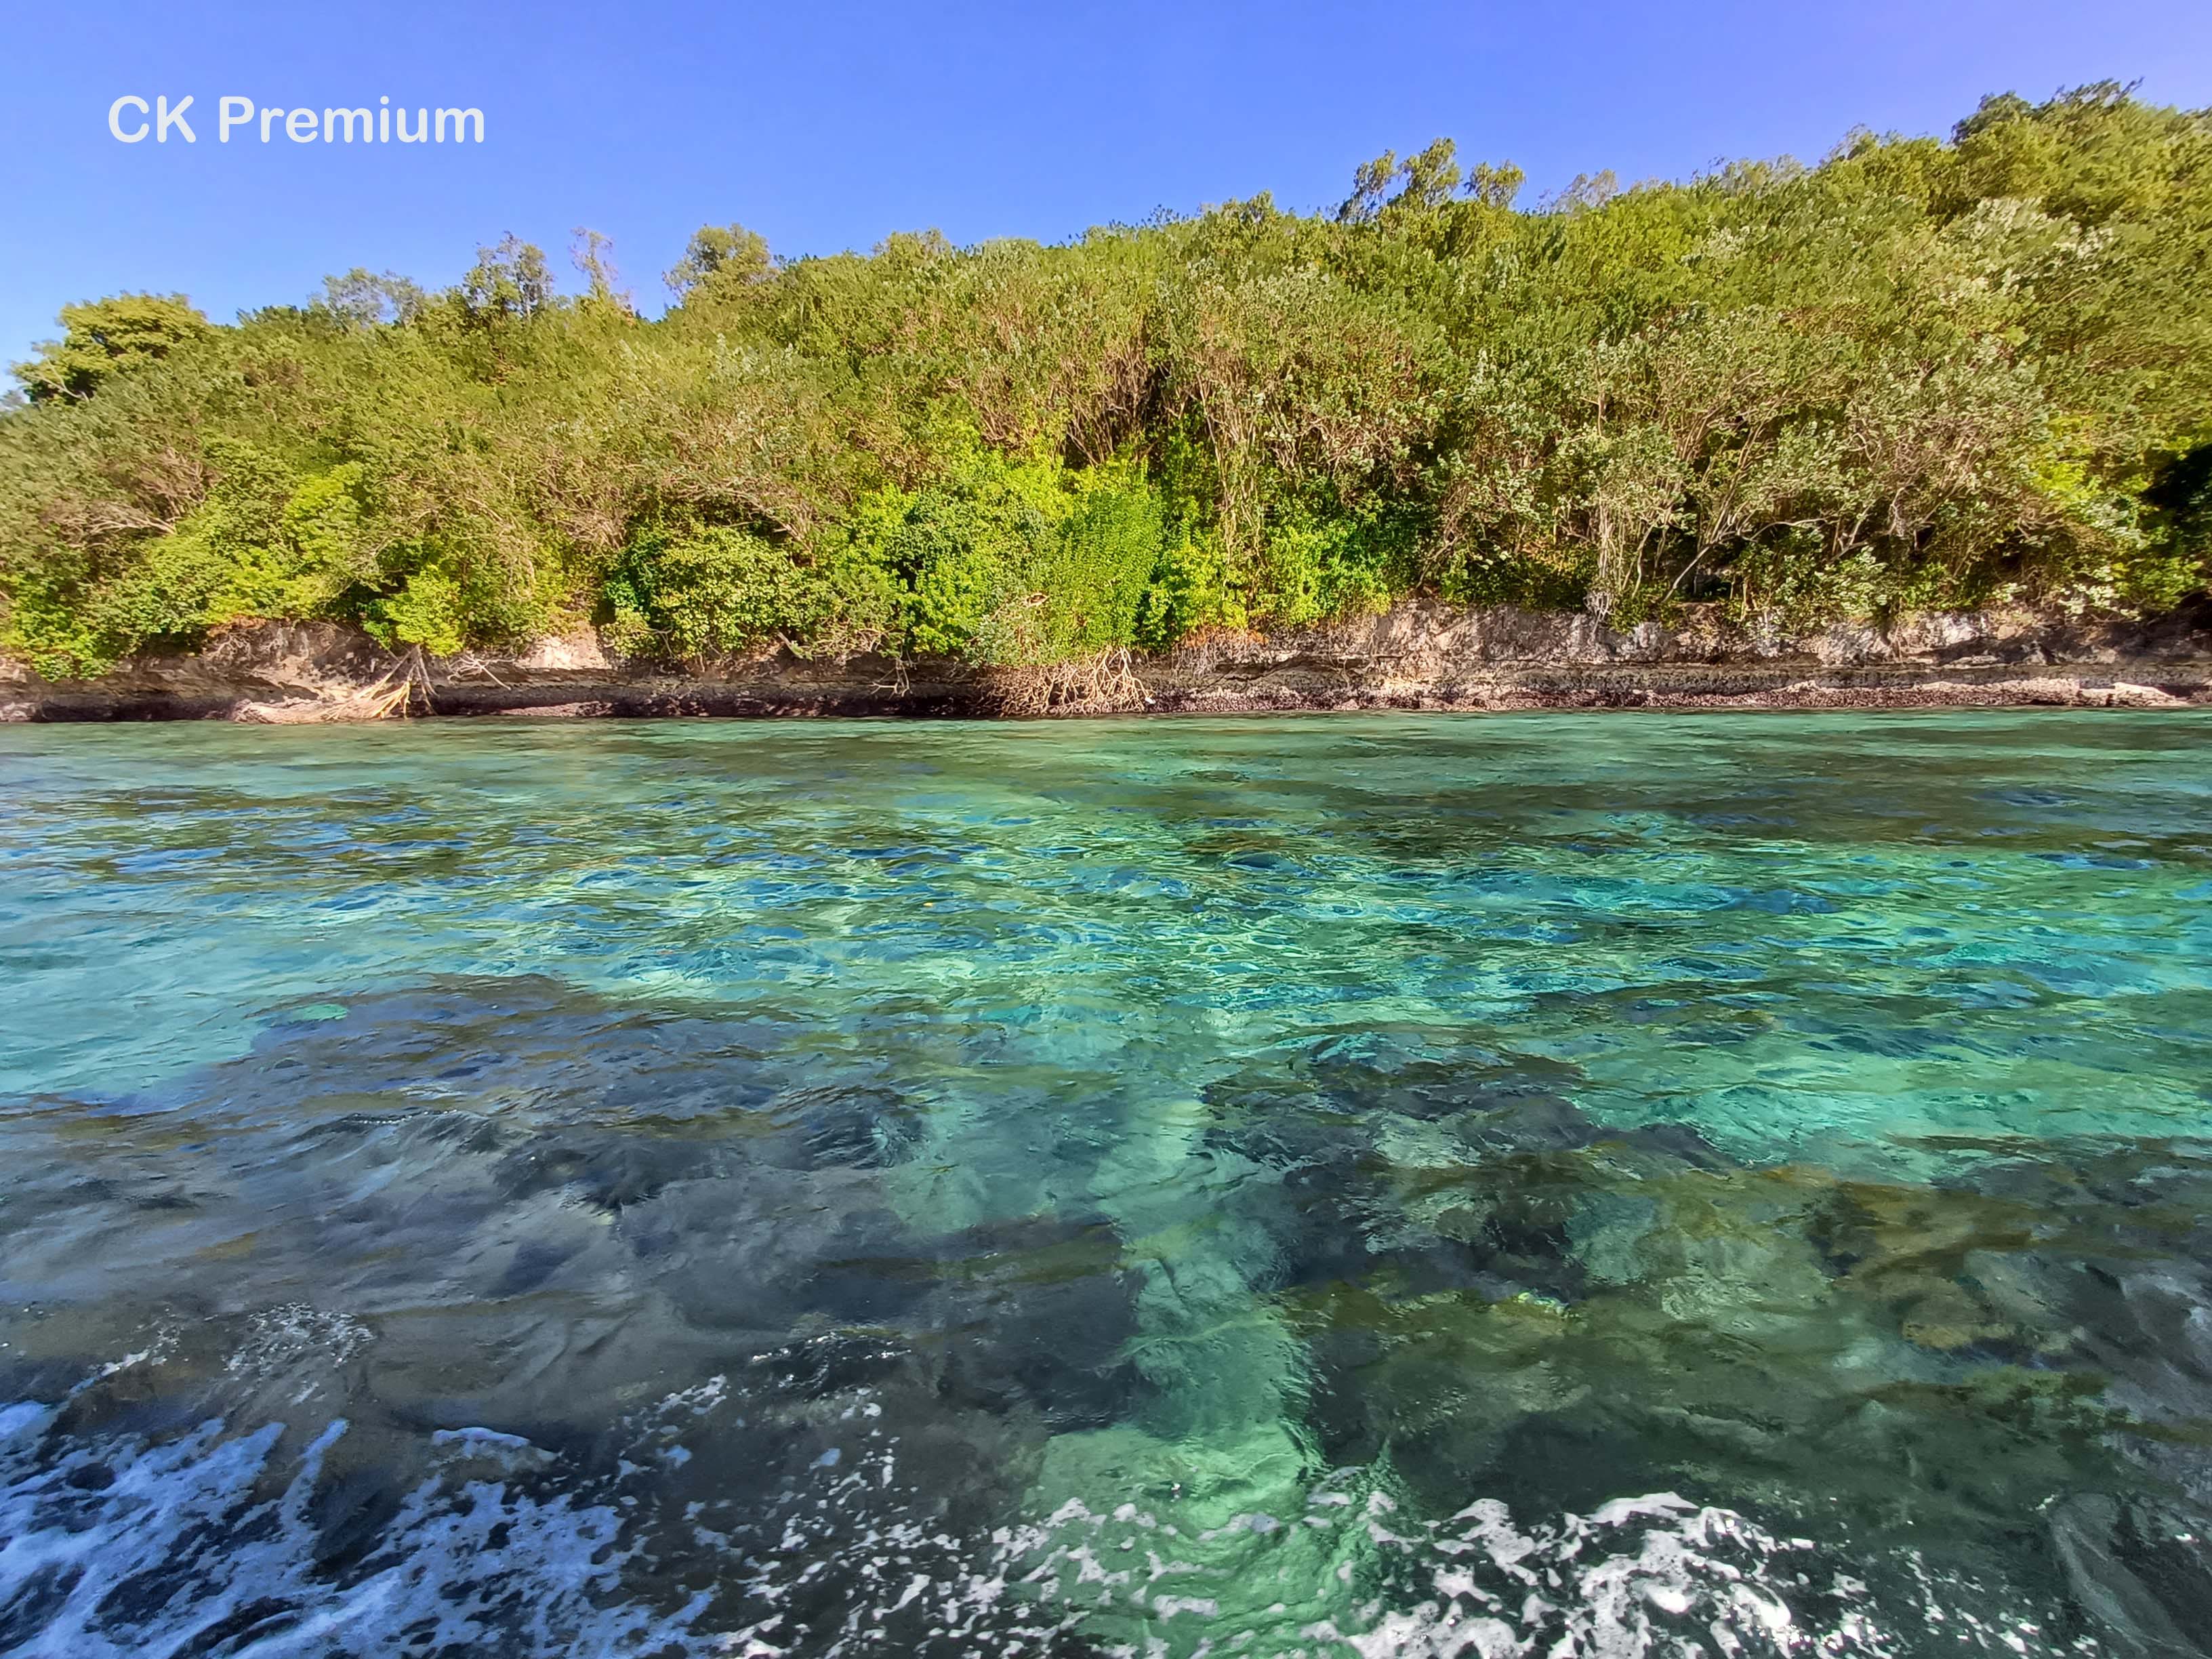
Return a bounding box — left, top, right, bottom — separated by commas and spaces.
368, 570, 466, 655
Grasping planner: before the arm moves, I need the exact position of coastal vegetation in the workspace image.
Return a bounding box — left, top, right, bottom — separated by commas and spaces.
3, 83, 2208, 681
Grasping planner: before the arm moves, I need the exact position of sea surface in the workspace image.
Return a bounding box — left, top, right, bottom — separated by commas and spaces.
1, 710, 2210, 1658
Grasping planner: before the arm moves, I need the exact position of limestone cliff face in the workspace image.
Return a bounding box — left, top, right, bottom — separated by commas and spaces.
6, 604, 2211, 722
1133, 602, 2212, 714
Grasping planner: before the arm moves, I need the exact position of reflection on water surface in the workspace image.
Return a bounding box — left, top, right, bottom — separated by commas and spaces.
2, 712, 2210, 1655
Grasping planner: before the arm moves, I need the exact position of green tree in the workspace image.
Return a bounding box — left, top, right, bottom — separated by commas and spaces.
571, 228, 634, 315
458, 234, 554, 325
12, 295, 211, 403
315, 270, 428, 329
664, 223, 773, 299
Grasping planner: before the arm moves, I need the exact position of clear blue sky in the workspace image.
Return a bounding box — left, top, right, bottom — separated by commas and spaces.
3, 1, 2209, 370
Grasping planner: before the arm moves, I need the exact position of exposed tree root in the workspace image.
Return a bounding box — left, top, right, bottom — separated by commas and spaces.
975, 648, 1146, 716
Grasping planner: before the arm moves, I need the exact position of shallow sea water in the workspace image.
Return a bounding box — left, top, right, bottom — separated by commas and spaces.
1, 710, 2210, 1657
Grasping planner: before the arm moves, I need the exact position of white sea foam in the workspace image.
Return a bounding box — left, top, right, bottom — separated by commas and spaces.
0, 1381, 2072, 1658
0, 1409, 701, 1658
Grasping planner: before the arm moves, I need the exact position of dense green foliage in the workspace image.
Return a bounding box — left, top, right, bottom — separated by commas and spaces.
5, 85, 2209, 679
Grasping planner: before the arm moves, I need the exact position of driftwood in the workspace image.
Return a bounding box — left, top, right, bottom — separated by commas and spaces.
231, 649, 432, 724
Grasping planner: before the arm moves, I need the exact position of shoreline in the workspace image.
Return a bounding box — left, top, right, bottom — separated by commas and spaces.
12, 664, 2209, 724
7, 607, 2211, 722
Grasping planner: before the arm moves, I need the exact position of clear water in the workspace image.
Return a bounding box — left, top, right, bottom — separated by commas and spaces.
1, 711, 2210, 1658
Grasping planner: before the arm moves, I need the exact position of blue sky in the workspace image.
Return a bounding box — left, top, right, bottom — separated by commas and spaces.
3, 1, 2209, 371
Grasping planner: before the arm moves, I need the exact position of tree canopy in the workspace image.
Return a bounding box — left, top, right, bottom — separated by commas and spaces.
11, 295, 213, 405
4, 85, 2208, 680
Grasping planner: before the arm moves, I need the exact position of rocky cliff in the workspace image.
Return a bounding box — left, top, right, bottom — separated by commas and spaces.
7, 603, 2211, 722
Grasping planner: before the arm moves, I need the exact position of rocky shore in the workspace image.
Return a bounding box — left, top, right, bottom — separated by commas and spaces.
7, 602, 2212, 722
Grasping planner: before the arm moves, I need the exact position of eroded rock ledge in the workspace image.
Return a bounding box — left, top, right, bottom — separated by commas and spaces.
6, 602, 2212, 722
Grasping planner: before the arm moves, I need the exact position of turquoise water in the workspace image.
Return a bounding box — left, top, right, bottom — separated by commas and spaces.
1, 710, 2209, 1656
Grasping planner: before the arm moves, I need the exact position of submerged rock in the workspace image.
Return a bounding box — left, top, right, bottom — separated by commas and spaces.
0, 975, 1154, 1654
2048, 1492, 2212, 1658
1200, 1038, 2212, 1646
12, 978, 2212, 1654
1203, 1037, 1726, 1305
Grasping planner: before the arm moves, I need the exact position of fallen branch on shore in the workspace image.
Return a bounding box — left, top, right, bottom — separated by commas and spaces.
231, 649, 432, 724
